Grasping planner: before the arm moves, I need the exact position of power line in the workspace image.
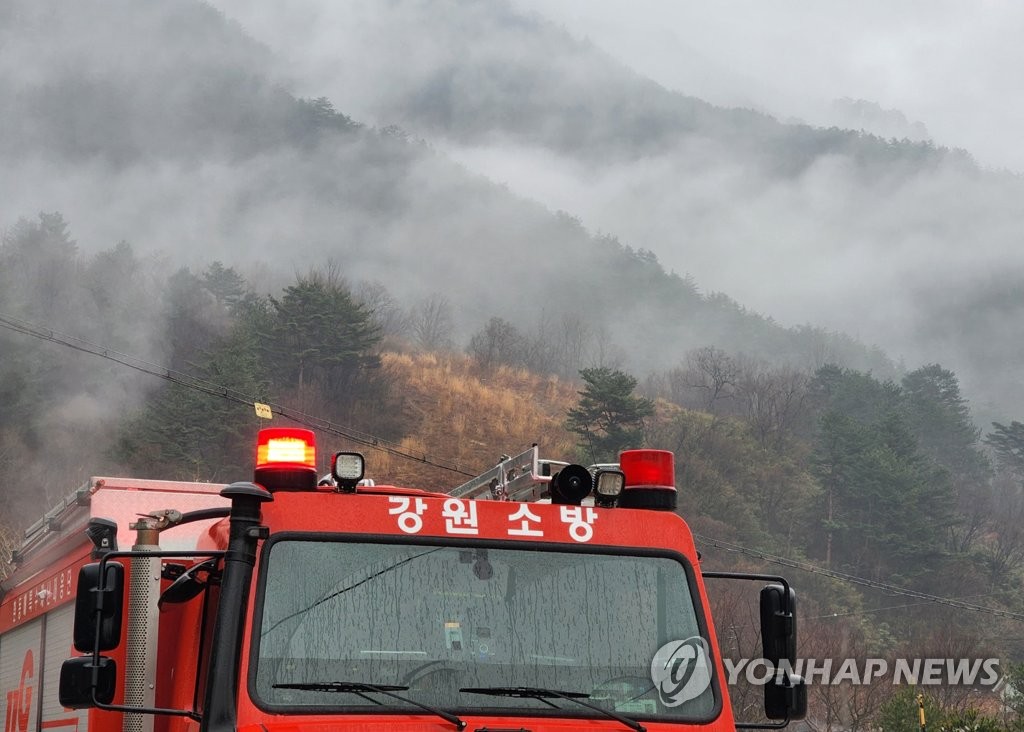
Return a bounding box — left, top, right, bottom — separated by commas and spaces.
807, 600, 935, 620
806, 591, 1004, 620
695, 533, 1024, 623
0, 312, 476, 477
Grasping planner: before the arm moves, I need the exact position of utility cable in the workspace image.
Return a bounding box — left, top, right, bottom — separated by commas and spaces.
0, 312, 475, 477
805, 591, 1003, 620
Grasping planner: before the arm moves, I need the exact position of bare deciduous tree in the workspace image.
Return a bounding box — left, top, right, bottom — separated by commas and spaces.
556, 313, 591, 377
354, 280, 410, 343
736, 363, 813, 451
985, 473, 1024, 583
467, 316, 527, 371
670, 346, 740, 413
411, 294, 454, 352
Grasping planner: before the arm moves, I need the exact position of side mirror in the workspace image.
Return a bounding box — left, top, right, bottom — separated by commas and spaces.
73, 561, 125, 652
759, 583, 796, 666
701, 572, 804, 726
765, 672, 807, 721
760, 583, 803, 720
58, 656, 116, 708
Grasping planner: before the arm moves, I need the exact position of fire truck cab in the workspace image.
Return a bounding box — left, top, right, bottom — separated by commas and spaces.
2, 429, 805, 732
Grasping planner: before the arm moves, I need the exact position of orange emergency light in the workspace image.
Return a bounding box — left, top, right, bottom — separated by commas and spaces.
254, 428, 317, 492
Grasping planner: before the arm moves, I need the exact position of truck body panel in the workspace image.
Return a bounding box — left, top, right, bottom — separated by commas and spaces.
1, 479, 230, 732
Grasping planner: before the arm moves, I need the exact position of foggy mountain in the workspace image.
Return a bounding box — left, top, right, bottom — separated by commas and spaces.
824, 98, 930, 144
209, 0, 1024, 424
2, 0, 1022, 425
0, 0, 892, 377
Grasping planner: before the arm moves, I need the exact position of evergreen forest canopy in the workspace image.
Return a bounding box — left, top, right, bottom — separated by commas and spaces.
4, 0, 1024, 726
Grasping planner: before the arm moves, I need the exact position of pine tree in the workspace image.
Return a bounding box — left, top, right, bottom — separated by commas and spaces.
264, 271, 382, 415
565, 367, 654, 463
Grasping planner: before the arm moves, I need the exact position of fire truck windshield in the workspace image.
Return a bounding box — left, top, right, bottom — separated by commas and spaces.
252, 537, 718, 722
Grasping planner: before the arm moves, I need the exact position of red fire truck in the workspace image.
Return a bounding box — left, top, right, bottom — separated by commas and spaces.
1, 428, 804, 732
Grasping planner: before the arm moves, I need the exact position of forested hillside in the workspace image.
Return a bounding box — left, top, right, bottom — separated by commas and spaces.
310, 0, 965, 174
0, 0, 900, 379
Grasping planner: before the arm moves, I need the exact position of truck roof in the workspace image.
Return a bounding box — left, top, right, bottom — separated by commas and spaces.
1, 476, 230, 596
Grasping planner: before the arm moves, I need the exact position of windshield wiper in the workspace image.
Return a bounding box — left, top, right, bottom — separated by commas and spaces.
460, 686, 645, 732
274, 681, 466, 729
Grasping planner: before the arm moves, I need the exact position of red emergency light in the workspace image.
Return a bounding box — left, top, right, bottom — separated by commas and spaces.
618, 449, 677, 511
254, 428, 317, 492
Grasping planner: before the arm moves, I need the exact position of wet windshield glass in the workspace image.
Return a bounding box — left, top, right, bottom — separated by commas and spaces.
253, 539, 717, 721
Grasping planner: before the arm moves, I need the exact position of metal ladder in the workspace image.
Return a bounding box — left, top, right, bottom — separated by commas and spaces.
448, 445, 570, 501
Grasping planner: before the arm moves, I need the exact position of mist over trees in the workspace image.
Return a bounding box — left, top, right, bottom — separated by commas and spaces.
0, 0, 922, 391
4, 0, 1024, 726
245, 0, 1024, 427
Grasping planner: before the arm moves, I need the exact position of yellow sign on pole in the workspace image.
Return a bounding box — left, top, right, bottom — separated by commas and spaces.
254, 402, 273, 420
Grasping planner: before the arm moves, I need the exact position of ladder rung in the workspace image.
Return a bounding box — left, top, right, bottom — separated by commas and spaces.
450, 447, 570, 501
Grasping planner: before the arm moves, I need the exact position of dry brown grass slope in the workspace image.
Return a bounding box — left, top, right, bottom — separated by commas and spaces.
355, 352, 578, 492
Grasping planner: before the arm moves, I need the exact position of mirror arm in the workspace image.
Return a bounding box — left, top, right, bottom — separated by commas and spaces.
80, 550, 225, 719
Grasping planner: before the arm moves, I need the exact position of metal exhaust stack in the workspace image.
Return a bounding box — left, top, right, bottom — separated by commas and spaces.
123, 515, 163, 732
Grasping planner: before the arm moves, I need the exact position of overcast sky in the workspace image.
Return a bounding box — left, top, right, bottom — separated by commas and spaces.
512, 0, 1024, 172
